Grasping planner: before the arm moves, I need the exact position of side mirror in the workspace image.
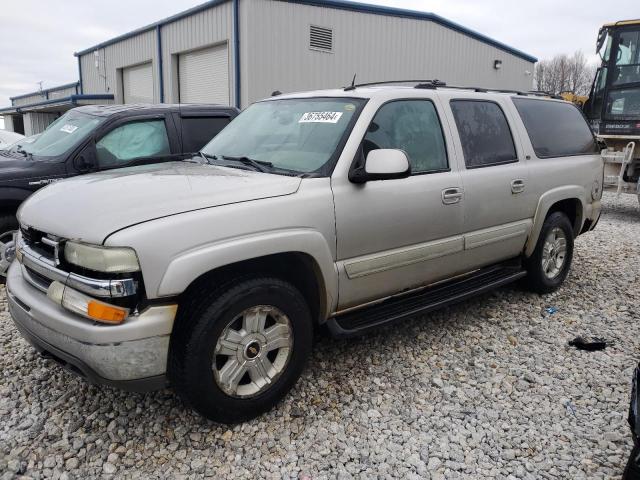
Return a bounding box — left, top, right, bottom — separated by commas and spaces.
349, 149, 411, 184
73, 145, 97, 172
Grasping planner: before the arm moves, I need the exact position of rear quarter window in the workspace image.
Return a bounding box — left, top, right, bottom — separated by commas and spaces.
512, 98, 598, 158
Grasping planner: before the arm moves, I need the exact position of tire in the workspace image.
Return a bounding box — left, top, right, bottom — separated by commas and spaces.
524, 211, 574, 294
622, 445, 640, 480
168, 276, 313, 423
0, 214, 19, 284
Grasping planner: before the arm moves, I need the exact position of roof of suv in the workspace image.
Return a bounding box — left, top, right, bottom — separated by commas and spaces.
73, 103, 239, 117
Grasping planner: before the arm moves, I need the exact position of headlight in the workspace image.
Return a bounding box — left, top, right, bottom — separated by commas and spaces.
64, 241, 140, 273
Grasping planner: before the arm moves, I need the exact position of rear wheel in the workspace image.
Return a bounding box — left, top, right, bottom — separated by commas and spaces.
0, 214, 19, 284
168, 276, 313, 423
524, 212, 574, 294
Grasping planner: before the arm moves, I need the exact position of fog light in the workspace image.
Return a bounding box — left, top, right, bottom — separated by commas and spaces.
47, 281, 129, 324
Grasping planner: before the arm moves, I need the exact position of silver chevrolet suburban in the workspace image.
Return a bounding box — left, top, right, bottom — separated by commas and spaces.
6, 81, 603, 423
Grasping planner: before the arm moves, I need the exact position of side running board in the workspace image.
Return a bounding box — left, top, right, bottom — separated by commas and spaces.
327, 263, 526, 338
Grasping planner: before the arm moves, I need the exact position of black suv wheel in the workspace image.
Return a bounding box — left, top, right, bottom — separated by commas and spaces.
0, 214, 19, 284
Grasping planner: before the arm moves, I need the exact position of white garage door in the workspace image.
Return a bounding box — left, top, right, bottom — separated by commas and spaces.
122, 63, 154, 104
179, 44, 229, 105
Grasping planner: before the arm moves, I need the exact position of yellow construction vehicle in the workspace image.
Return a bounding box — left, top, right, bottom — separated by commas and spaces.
583, 20, 640, 201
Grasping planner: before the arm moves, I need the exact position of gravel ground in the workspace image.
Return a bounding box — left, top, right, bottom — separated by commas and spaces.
1, 192, 639, 480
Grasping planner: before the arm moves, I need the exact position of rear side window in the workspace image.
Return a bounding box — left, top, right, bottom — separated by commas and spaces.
450, 100, 517, 168
181, 116, 231, 153
512, 98, 598, 158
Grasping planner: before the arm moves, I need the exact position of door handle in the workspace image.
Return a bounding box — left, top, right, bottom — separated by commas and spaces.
511, 179, 525, 194
442, 187, 463, 205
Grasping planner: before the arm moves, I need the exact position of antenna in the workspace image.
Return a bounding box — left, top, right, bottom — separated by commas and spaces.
344, 74, 358, 91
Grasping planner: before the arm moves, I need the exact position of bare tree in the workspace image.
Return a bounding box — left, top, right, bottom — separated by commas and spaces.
535, 51, 595, 96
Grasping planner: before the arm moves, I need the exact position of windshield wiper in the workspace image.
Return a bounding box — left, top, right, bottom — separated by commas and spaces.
199, 152, 217, 164
221, 155, 273, 173
16, 147, 33, 161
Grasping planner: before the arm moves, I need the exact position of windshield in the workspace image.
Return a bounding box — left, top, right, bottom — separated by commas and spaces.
201, 97, 365, 174
612, 28, 640, 86
21, 109, 105, 158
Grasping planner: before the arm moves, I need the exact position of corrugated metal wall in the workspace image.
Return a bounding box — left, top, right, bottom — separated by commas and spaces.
23, 112, 59, 136
160, 2, 234, 104
240, 0, 535, 105
79, 29, 157, 103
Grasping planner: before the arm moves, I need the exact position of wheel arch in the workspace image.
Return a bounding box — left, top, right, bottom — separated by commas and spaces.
524, 187, 586, 257
156, 229, 338, 324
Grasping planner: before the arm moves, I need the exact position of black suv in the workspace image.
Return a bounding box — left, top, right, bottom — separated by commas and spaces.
0, 103, 238, 279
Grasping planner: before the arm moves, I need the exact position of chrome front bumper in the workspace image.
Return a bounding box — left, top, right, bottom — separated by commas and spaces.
6, 262, 177, 391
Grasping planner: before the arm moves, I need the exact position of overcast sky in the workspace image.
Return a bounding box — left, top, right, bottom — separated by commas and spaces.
0, 0, 636, 111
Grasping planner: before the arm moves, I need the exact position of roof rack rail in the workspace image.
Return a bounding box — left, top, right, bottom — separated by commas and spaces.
343, 79, 446, 91
343, 80, 567, 100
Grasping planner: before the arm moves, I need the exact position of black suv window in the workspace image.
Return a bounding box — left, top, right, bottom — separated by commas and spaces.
96, 119, 170, 167
513, 98, 598, 158
363, 100, 448, 173
181, 116, 231, 153
450, 100, 517, 168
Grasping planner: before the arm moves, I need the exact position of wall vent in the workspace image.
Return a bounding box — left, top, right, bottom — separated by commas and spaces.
309, 25, 333, 52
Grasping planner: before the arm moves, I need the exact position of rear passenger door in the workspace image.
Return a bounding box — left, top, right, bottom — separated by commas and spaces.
178, 114, 234, 153
446, 98, 535, 268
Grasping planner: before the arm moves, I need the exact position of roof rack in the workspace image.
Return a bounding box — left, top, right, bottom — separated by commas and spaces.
343, 80, 566, 99
343, 79, 447, 91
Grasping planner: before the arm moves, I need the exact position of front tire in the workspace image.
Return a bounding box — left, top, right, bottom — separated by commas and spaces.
168, 277, 313, 423
0, 214, 19, 284
524, 212, 574, 294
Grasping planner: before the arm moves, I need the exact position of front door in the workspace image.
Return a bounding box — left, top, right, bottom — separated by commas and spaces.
331, 98, 465, 310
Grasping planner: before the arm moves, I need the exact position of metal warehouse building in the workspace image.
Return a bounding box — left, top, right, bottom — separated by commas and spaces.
1, 0, 537, 135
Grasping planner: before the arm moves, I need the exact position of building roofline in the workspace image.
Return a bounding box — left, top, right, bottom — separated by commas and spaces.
10, 82, 80, 101
74, 0, 229, 56
0, 94, 114, 114
73, 0, 537, 63
287, 0, 537, 63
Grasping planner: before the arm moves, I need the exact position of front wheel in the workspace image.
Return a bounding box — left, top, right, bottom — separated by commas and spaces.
168, 277, 313, 423
0, 214, 19, 284
524, 212, 574, 294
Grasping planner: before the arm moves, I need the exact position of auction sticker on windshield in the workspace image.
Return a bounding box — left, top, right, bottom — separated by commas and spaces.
299, 112, 343, 123
60, 124, 79, 134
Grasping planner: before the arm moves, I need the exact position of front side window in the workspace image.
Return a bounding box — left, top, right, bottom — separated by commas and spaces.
96, 119, 170, 167
201, 98, 365, 175
513, 98, 598, 157
450, 100, 517, 168
362, 100, 448, 173
21, 110, 105, 158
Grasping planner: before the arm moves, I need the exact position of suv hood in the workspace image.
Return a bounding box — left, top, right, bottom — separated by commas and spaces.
18, 161, 302, 244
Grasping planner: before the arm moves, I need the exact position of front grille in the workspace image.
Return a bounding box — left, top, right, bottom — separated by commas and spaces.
21, 227, 58, 263
24, 266, 53, 291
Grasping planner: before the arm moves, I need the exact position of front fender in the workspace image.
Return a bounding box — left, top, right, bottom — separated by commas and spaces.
524, 185, 587, 257
156, 228, 338, 312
